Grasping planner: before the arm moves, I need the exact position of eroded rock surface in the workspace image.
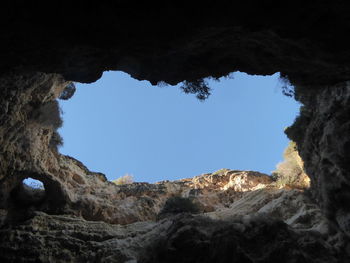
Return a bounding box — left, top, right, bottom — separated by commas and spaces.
0, 71, 349, 262
0, 184, 348, 262
65, 167, 273, 224
0, 73, 69, 223
287, 81, 350, 236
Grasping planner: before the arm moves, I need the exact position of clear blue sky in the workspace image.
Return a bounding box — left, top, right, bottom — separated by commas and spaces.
58, 71, 300, 183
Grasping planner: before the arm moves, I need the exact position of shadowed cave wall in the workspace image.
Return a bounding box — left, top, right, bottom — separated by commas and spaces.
0, 2, 350, 261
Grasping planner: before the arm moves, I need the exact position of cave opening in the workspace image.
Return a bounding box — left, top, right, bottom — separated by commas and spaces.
12, 178, 46, 207
58, 71, 300, 183
23, 178, 45, 190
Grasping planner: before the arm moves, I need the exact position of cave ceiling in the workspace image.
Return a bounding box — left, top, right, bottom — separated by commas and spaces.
2, 1, 350, 86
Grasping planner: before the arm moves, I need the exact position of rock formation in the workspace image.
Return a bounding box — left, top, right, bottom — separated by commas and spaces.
1, 2, 350, 262
1, 167, 348, 262
287, 81, 350, 237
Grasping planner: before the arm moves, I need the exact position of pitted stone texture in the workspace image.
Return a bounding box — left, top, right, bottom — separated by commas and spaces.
287, 82, 350, 236
49, 160, 274, 224
0, 73, 69, 220
0, 211, 347, 263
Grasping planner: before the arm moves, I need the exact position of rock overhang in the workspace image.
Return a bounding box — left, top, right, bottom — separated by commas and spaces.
2, 2, 350, 86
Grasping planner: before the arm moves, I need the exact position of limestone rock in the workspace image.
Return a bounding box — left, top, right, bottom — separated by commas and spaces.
287, 81, 350, 236
0, 210, 347, 262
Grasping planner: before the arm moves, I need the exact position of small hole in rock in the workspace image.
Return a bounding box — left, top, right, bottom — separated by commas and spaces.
23, 178, 45, 190
13, 178, 46, 207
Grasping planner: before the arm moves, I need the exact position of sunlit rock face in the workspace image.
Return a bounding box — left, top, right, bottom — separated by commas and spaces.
68, 169, 273, 224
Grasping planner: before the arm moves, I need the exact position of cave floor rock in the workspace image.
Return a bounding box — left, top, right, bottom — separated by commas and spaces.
0, 172, 348, 262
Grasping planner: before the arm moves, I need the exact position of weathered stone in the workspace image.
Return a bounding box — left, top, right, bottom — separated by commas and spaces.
287, 82, 350, 236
